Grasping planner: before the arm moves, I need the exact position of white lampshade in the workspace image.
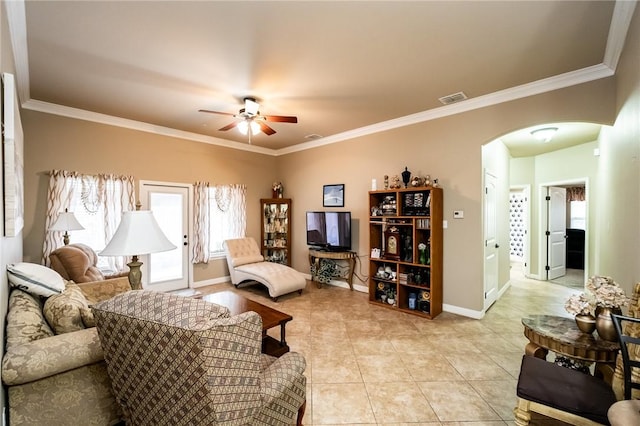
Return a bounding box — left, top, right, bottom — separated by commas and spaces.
100, 210, 176, 256
49, 210, 85, 232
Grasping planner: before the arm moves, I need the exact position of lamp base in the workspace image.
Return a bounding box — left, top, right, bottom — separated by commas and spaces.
127, 257, 143, 290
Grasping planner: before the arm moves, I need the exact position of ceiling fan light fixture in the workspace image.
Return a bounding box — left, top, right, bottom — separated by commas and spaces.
531, 127, 558, 143
237, 120, 261, 135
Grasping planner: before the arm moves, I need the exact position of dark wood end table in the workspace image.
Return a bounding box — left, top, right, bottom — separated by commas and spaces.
200, 290, 293, 357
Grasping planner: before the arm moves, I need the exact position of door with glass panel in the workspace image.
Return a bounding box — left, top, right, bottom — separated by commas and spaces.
139, 182, 190, 292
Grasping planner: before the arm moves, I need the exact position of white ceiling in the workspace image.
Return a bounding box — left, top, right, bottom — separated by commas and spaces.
6, 1, 636, 155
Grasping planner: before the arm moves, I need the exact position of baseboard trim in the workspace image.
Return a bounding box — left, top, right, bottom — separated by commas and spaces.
192, 276, 231, 288
443, 304, 484, 319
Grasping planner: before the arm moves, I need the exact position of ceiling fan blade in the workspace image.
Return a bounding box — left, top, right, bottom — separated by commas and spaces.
263, 115, 298, 123
199, 109, 236, 117
258, 121, 276, 135
219, 121, 239, 131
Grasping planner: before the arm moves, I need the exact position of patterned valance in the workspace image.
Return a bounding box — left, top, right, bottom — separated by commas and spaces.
567, 186, 585, 202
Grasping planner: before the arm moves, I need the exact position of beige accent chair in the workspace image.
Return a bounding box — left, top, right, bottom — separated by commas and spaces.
49, 243, 124, 283
224, 237, 306, 300
92, 290, 307, 425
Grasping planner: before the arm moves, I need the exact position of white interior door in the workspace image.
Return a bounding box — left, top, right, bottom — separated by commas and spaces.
547, 186, 567, 280
140, 182, 190, 292
484, 171, 499, 310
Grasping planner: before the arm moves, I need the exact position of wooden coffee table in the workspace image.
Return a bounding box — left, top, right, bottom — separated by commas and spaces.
200, 290, 293, 357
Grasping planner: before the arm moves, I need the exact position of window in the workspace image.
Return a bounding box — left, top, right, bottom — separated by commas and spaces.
569, 200, 586, 230
43, 171, 135, 272
68, 188, 111, 270
207, 184, 247, 254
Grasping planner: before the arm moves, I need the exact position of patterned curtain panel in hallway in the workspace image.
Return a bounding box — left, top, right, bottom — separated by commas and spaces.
42, 170, 135, 272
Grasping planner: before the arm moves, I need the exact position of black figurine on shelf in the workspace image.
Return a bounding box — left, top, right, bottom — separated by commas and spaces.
401, 167, 411, 188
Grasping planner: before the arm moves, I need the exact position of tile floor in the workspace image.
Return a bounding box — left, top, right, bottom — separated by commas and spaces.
550, 268, 586, 290
200, 270, 583, 425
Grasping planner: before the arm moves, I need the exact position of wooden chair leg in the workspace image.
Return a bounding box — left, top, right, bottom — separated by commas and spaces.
514, 398, 532, 426
296, 399, 306, 426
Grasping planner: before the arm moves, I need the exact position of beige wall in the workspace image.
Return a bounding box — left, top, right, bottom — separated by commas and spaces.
595, 5, 640, 294
277, 78, 617, 313
21, 111, 279, 282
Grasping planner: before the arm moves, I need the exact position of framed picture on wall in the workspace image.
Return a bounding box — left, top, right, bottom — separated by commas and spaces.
2, 73, 24, 237
323, 184, 344, 207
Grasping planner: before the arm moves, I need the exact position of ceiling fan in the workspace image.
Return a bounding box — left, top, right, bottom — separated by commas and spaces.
199, 97, 298, 140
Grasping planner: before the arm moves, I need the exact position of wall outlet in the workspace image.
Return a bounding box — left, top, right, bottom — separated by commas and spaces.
453, 210, 464, 219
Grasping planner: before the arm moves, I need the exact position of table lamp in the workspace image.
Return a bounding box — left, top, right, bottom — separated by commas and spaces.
49, 208, 85, 245
100, 210, 176, 290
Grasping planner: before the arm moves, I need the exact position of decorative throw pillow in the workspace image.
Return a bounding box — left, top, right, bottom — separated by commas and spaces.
7, 262, 65, 297
43, 282, 92, 334
6, 289, 54, 348
80, 307, 96, 328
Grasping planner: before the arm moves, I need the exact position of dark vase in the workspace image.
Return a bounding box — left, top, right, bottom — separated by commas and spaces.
401, 167, 411, 188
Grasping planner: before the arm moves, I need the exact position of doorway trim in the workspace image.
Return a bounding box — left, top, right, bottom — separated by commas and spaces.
537, 178, 589, 283
139, 180, 193, 291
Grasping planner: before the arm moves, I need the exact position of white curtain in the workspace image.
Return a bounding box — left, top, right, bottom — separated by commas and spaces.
213, 184, 247, 239
42, 170, 135, 270
42, 170, 78, 264
192, 181, 210, 264
192, 183, 246, 263
98, 174, 136, 271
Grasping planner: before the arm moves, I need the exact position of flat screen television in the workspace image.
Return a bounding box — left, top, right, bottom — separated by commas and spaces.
306, 211, 352, 251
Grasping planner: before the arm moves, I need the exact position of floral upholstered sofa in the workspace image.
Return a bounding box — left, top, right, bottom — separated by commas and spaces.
2, 263, 131, 426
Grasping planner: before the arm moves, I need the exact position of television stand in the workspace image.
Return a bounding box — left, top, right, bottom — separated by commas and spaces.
308, 249, 356, 290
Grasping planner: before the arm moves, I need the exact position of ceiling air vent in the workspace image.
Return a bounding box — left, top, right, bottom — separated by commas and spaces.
438, 91, 468, 105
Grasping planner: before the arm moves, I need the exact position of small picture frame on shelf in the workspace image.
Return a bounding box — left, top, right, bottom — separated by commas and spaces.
323, 184, 344, 207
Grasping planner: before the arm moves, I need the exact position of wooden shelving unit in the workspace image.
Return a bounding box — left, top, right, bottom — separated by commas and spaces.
368, 187, 443, 319
260, 198, 291, 266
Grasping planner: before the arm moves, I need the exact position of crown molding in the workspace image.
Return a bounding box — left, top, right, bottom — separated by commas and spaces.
277, 64, 614, 155
8, 0, 633, 157
4, 0, 30, 104
603, 0, 638, 70
22, 100, 276, 156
